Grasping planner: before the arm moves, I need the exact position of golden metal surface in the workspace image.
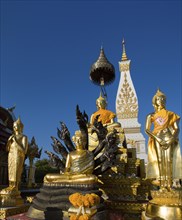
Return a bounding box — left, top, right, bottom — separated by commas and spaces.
89, 93, 122, 150
44, 130, 98, 184
145, 88, 182, 220
0, 194, 24, 207
150, 189, 182, 206
105, 200, 147, 213
146, 203, 182, 220
0, 118, 28, 195
121, 39, 128, 61
90, 93, 116, 125
145, 89, 181, 190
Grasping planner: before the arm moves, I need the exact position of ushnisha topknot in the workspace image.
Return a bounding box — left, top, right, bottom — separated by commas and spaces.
152, 89, 166, 105
96, 92, 107, 109
14, 116, 24, 131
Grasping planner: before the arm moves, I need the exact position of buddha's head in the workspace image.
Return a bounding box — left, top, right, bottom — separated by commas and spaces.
96, 93, 107, 110
152, 89, 166, 110
13, 117, 24, 134
72, 130, 87, 150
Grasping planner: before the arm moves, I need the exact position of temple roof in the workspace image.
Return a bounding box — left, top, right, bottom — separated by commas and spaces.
0, 106, 16, 150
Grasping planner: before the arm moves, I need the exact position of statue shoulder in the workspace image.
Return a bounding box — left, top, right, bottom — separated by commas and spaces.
23, 134, 28, 139
167, 110, 180, 119
17, 134, 28, 141
146, 112, 154, 119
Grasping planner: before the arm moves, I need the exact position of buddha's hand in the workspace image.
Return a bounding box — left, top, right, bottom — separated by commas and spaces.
161, 137, 175, 146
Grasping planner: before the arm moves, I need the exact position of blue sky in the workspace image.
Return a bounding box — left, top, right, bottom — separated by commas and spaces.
1, 0, 181, 161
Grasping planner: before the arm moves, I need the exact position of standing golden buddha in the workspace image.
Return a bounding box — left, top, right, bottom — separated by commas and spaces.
0, 117, 28, 206
145, 89, 182, 220
145, 89, 182, 189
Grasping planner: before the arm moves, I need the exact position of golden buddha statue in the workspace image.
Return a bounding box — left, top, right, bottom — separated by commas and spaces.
88, 93, 121, 150
44, 130, 98, 185
90, 93, 120, 128
0, 117, 28, 195
145, 89, 182, 190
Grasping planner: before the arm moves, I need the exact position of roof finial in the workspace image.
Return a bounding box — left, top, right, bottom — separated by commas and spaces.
121, 38, 128, 61
101, 42, 103, 50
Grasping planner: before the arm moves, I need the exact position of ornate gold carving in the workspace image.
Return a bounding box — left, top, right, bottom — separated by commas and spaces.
116, 73, 138, 119
105, 200, 147, 212
150, 189, 182, 206
119, 62, 130, 72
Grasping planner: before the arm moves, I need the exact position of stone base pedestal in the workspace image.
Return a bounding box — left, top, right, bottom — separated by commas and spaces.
0, 188, 29, 219
27, 182, 104, 219
0, 204, 30, 219
0, 194, 24, 207
27, 206, 64, 220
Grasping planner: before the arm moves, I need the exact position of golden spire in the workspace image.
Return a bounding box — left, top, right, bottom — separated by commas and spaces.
121, 38, 128, 61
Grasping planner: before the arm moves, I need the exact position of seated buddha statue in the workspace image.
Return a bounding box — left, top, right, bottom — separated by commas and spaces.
90, 93, 120, 128
44, 130, 97, 185
88, 93, 121, 150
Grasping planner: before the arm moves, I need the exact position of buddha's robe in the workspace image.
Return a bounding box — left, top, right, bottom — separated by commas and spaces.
65, 150, 95, 174
90, 109, 116, 125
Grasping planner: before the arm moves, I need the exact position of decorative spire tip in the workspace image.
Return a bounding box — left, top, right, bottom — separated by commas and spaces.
121, 38, 128, 61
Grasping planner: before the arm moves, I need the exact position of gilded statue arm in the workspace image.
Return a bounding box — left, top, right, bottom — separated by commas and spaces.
145, 114, 152, 135
22, 136, 28, 154
13, 135, 28, 154
103, 118, 115, 127
145, 114, 163, 144
171, 121, 179, 137
6, 135, 13, 152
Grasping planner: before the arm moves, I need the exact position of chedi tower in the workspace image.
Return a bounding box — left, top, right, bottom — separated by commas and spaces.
116, 40, 147, 162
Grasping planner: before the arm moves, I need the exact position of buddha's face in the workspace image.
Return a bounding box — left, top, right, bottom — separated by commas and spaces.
13, 122, 22, 134
72, 133, 86, 149
155, 96, 165, 108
